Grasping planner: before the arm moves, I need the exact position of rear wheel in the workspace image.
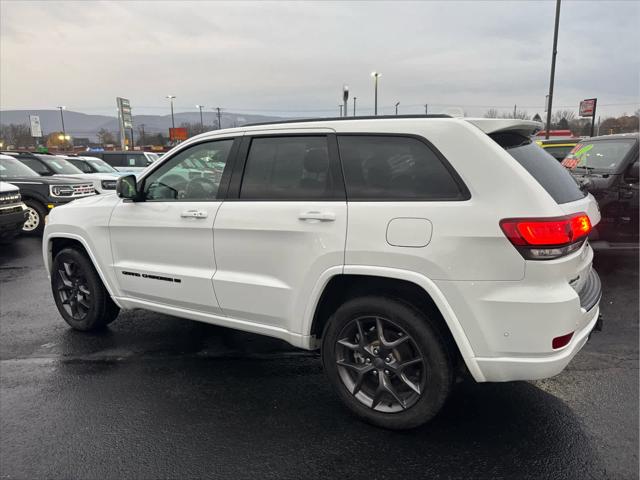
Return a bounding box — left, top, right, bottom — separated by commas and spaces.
322, 296, 453, 430
22, 200, 46, 235
51, 248, 119, 331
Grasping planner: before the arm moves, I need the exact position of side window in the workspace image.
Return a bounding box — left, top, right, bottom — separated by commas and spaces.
143, 139, 233, 201
102, 154, 122, 167
337, 135, 465, 200
125, 154, 149, 167
19, 158, 50, 175
240, 136, 334, 199
69, 160, 92, 173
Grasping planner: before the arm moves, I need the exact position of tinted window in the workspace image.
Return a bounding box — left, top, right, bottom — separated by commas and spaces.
35, 156, 84, 175
144, 140, 233, 201
491, 132, 585, 204
101, 153, 124, 166
67, 159, 93, 173
240, 136, 334, 199
338, 135, 465, 200
18, 158, 51, 175
125, 153, 151, 167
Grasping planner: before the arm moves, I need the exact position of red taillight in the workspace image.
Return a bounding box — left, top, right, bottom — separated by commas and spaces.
552, 331, 574, 349
500, 213, 591, 260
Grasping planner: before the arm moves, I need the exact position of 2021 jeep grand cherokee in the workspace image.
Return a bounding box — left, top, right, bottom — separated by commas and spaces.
43, 116, 602, 429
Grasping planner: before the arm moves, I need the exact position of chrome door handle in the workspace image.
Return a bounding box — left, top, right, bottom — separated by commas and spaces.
298, 211, 336, 222
181, 210, 208, 218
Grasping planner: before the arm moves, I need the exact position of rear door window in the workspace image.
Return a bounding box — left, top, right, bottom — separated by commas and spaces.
337, 135, 467, 200
18, 158, 51, 175
102, 153, 124, 167
491, 132, 585, 204
239, 136, 341, 200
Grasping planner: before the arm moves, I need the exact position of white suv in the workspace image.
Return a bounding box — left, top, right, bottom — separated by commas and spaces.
43, 116, 602, 429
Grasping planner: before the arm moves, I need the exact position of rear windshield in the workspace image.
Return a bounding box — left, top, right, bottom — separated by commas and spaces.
562, 139, 636, 173
491, 132, 585, 204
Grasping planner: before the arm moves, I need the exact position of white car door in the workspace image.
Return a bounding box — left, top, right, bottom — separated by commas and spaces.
109, 137, 239, 314
213, 130, 347, 334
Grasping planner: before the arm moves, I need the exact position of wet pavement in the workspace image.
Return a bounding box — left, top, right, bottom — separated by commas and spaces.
1, 237, 638, 479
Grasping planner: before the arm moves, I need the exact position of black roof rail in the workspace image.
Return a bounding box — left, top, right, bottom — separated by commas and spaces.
243, 114, 452, 128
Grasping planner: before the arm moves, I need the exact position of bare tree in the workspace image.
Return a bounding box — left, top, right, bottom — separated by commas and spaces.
97, 128, 116, 146
484, 108, 499, 118
0, 123, 33, 148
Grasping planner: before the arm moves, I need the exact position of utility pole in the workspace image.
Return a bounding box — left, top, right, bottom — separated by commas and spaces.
545, 0, 561, 139
353, 97, 357, 116
425, 104, 428, 115
395, 102, 400, 115
513, 104, 517, 119
215, 107, 222, 129
166, 95, 176, 129
195, 105, 204, 129
371, 72, 381, 115
343, 85, 349, 117
140, 124, 146, 146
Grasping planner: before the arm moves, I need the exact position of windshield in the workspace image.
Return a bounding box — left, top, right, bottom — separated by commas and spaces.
85, 158, 118, 173
0, 157, 40, 177
36, 155, 84, 175
562, 140, 636, 172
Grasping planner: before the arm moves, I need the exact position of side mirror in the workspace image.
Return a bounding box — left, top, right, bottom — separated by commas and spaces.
116, 175, 140, 200
627, 161, 639, 180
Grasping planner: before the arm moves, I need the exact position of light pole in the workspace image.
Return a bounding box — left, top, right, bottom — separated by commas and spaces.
371, 72, 381, 116
395, 102, 400, 116
353, 97, 357, 116
339, 104, 343, 117
195, 104, 204, 129
56, 106, 67, 139
545, 0, 561, 139
214, 107, 222, 129
343, 85, 349, 117
166, 95, 176, 129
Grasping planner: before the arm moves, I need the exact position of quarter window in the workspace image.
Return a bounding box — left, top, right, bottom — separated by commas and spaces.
338, 135, 465, 200
143, 140, 233, 201
240, 136, 335, 199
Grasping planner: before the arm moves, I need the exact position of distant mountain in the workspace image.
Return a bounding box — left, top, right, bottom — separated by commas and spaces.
0, 109, 289, 141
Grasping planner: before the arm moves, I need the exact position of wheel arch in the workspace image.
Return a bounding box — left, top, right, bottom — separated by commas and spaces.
46, 234, 121, 306
306, 266, 484, 381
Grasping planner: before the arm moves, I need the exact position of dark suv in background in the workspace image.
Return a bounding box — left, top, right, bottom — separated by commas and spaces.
562, 133, 639, 249
0, 154, 95, 234
87, 151, 159, 173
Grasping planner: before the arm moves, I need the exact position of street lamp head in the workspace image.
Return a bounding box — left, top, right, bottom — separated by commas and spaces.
195, 104, 204, 109
166, 95, 176, 100
395, 102, 400, 107
371, 72, 381, 78
57, 106, 66, 110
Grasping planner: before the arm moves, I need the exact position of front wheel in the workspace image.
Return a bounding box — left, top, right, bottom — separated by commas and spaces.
322, 296, 453, 430
51, 248, 120, 331
22, 200, 46, 235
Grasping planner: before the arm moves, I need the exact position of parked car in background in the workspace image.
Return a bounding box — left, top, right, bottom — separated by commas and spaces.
535, 138, 579, 161
44, 116, 601, 429
562, 133, 639, 249
0, 154, 95, 234
0, 181, 28, 241
86, 151, 159, 173
3, 152, 119, 194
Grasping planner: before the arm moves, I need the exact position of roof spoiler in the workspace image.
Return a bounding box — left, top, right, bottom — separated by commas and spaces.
465, 118, 543, 137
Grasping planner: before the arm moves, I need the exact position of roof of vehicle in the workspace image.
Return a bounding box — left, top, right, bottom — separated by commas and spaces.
582, 133, 639, 142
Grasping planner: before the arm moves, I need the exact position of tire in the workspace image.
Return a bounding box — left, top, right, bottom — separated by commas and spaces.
22, 199, 46, 235
51, 247, 120, 331
322, 296, 453, 430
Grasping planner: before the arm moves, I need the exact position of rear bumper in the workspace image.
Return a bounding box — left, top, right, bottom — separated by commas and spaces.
474, 304, 600, 382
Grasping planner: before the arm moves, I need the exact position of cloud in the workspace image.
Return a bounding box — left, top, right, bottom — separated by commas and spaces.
1, 0, 638, 118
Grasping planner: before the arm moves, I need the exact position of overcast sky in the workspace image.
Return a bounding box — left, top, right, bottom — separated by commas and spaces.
1, 0, 638, 118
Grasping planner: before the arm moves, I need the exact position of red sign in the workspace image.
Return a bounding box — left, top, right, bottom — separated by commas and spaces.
579, 98, 597, 117
169, 128, 188, 141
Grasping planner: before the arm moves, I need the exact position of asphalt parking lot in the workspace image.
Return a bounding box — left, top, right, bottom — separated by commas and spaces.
1, 237, 638, 480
